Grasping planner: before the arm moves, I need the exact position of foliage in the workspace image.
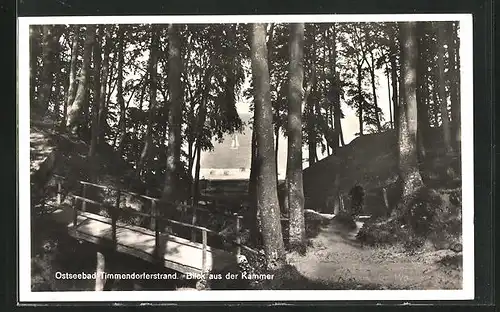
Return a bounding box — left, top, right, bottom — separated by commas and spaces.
357, 186, 462, 253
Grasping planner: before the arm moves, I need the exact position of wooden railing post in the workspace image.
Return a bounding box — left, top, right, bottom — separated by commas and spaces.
201, 228, 207, 273
339, 194, 345, 212
95, 251, 106, 291
112, 190, 120, 247
382, 187, 389, 211
81, 183, 87, 212
72, 195, 78, 227
153, 200, 160, 261
234, 213, 242, 257
57, 180, 62, 205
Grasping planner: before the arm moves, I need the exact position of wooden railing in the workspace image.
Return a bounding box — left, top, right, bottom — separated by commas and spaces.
51, 175, 258, 272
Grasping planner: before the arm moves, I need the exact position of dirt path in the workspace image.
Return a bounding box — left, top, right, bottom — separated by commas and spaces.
287, 219, 462, 290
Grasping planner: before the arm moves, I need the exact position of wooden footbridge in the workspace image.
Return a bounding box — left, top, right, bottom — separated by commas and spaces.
42, 175, 258, 276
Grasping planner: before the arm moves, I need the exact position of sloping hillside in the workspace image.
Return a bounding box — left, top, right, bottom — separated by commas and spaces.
302, 130, 399, 214
302, 127, 459, 215
30, 113, 136, 208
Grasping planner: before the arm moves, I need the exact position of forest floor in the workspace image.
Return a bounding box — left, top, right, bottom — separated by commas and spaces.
279, 217, 462, 290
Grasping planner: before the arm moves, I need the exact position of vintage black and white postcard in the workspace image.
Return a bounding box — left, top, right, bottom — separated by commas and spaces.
18, 14, 474, 303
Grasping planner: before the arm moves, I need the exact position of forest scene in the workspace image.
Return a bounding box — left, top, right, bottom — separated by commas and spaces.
28, 20, 464, 292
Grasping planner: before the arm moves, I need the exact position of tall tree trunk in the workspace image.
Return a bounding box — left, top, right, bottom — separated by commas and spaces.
436, 22, 453, 154
162, 24, 183, 208
308, 26, 318, 166
386, 66, 393, 129
37, 25, 59, 114
63, 26, 79, 131
447, 22, 460, 151
398, 22, 424, 204
250, 23, 285, 269
116, 26, 126, 156
89, 26, 102, 160
329, 23, 342, 152
416, 22, 429, 160
191, 97, 207, 203
53, 46, 62, 123
132, 78, 149, 166
137, 26, 159, 181
339, 123, 345, 146
389, 35, 400, 132
287, 23, 306, 252
67, 25, 95, 136
368, 51, 382, 132
266, 23, 275, 76
323, 27, 331, 155
105, 43, 117, 106
357, 63, 363, 136
62, 58, 70, 132
98, 26, 111, 146
248, 119, 261, 244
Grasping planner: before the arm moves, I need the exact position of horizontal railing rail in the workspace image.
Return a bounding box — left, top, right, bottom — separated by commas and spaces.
51, 174, 260, 273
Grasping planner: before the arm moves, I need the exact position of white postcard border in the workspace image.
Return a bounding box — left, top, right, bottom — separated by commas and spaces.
18, 13, 474, 302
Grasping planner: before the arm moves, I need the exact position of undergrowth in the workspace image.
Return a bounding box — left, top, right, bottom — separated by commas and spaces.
356, 186, 462, 253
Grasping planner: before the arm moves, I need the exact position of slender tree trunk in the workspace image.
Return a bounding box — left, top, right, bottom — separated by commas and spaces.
397, 23, 406, 138
61, 57, 70, 131
267, 23, 278, 185
191, 105, 205, 207
37, 25, 59, 114
339, 123, 345, 146
105, 43, 116, 106
162, 24, 183, 208
386, 66, 393, 129
398, 22, 424, 204
287, 23, 306, 252
323, 27, 331, 155
266, 23, 275, 76
368, 52, 382, 132
416, 22, 429, 161
250, 23, 286, 269
137, 27, 159, 181
98, 26, 111, 146
192, 141, 202, 204
116, 26, 126, 156
329, 24, 342, 152
191, 95, 207, 202
357, 63, 363, 136
436, 22, 453, 154
390, 38, 400, 132
63, 26, 79, 131
67, 25, 95, 136
308, 27, 318, 166
89, 26, 102, 161
53, 46, 62, 123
